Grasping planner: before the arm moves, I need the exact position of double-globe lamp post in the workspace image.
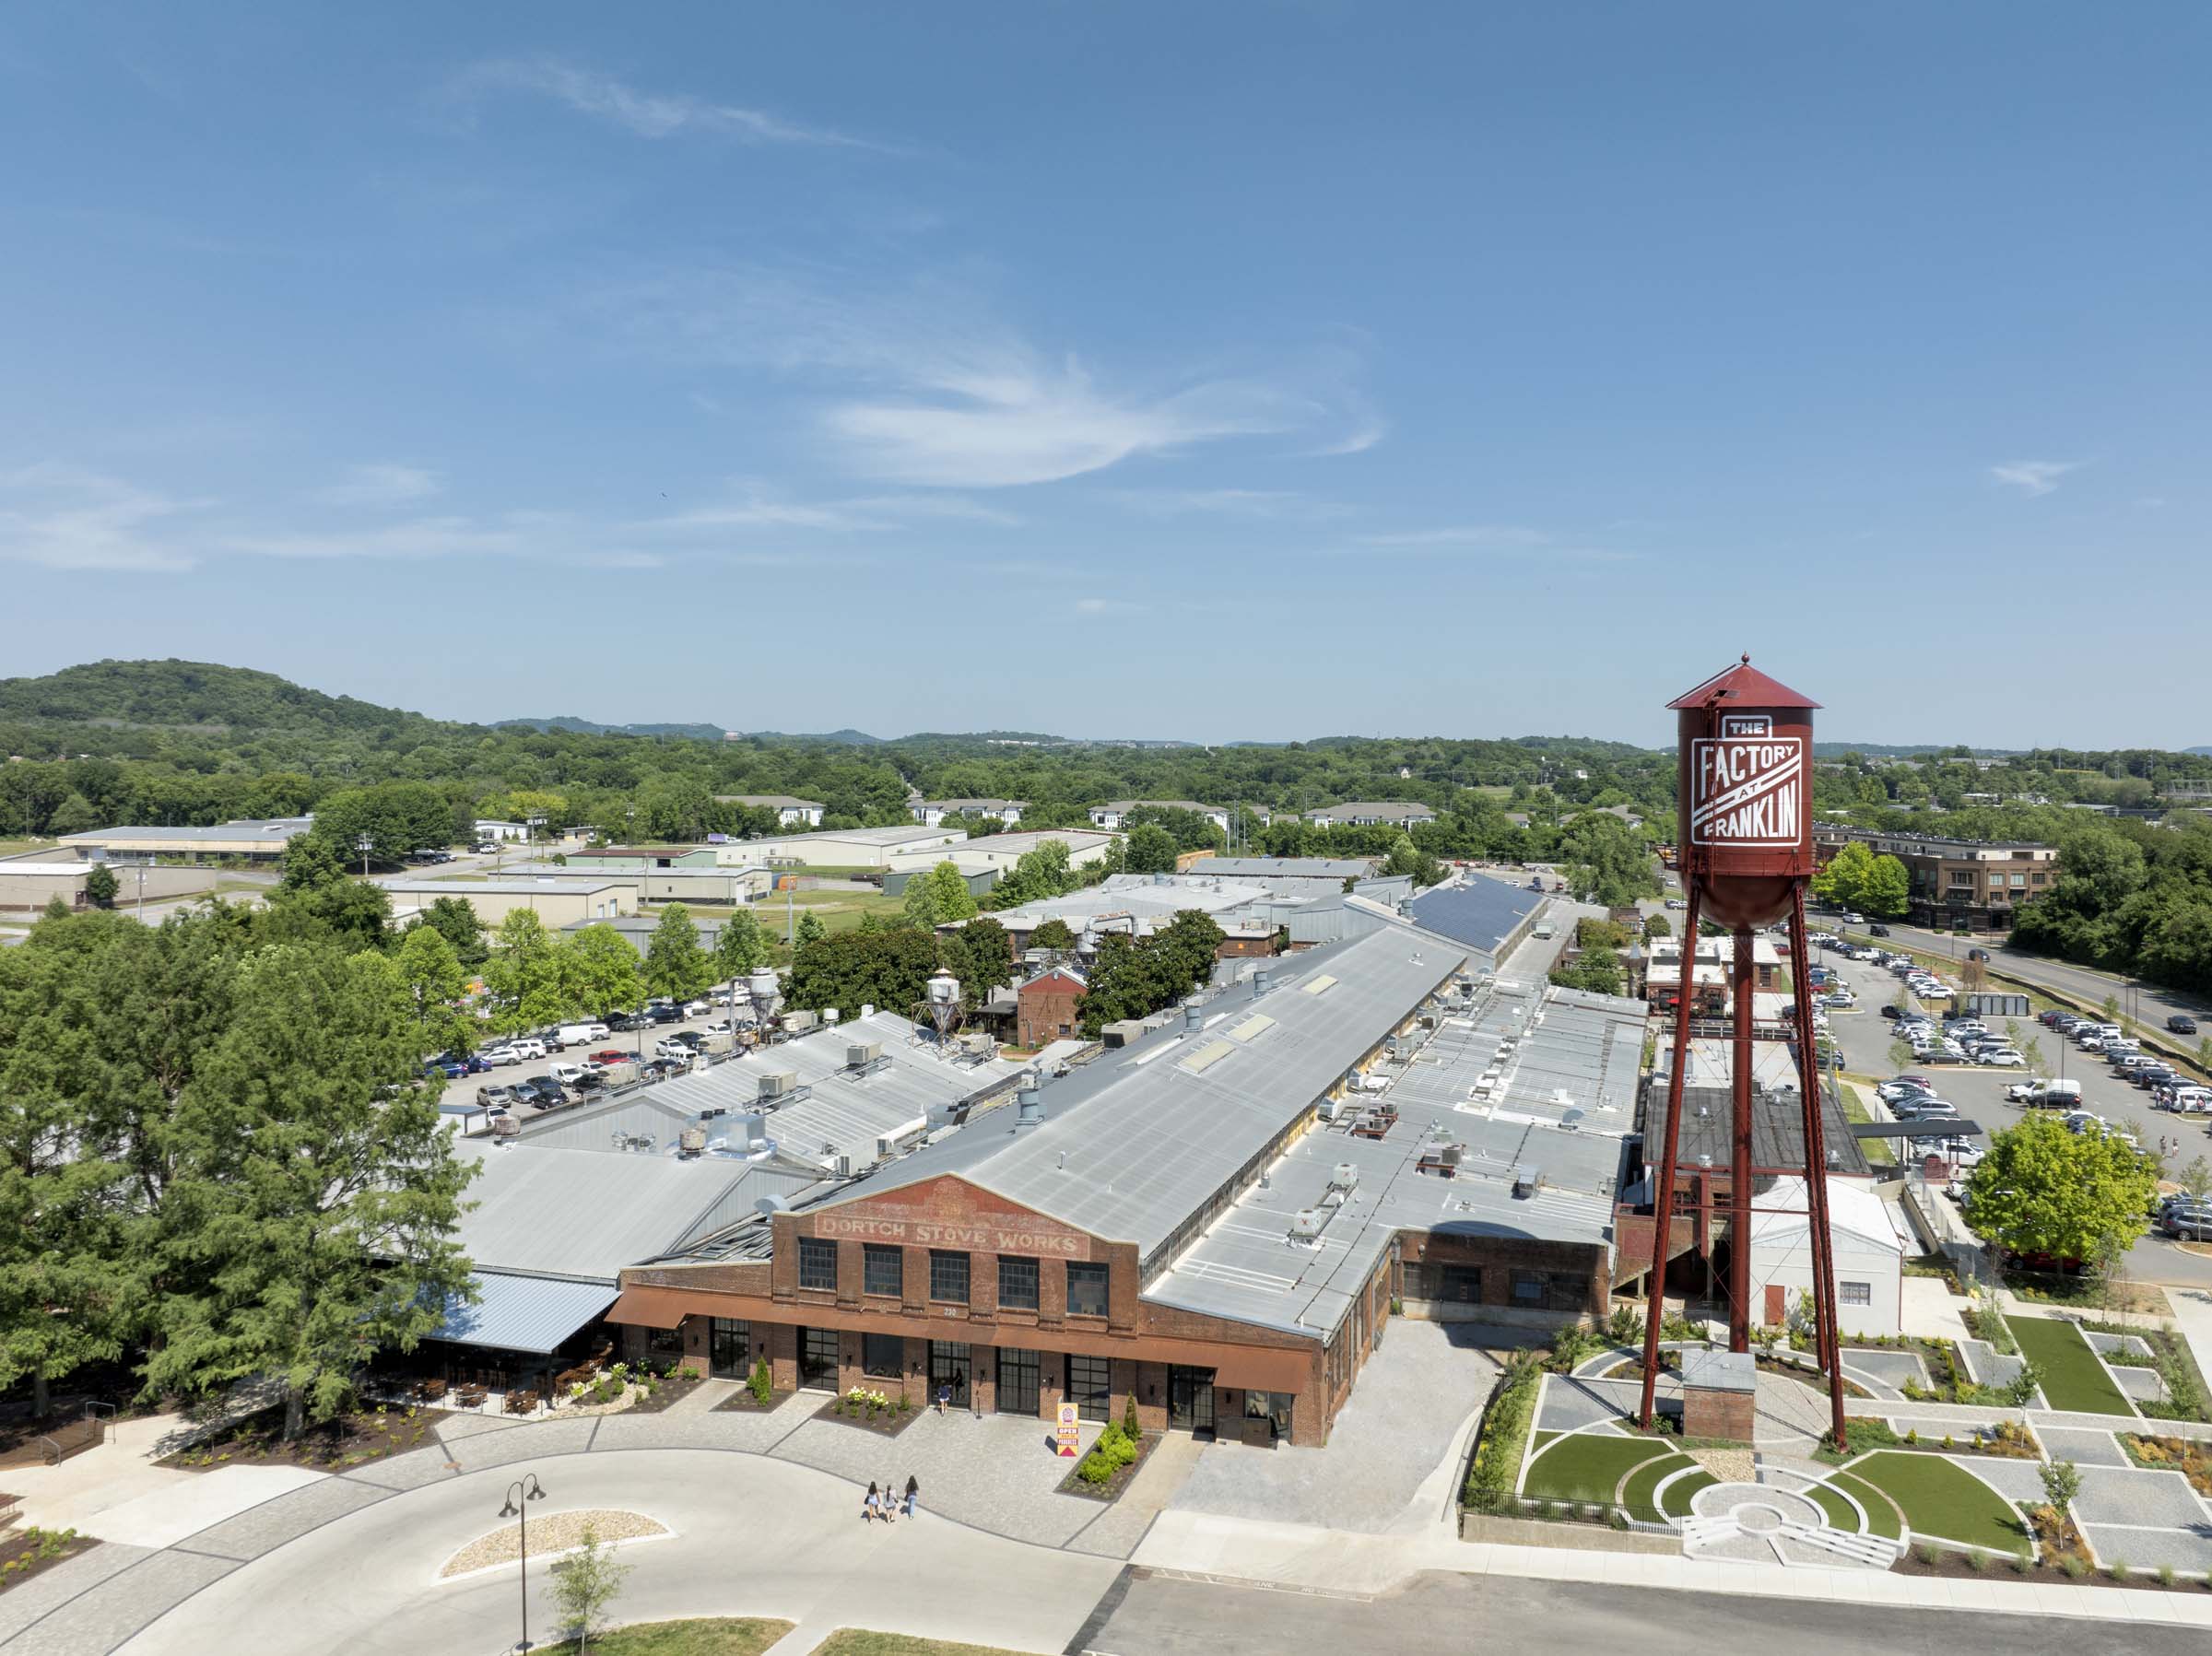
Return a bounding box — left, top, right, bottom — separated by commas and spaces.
500, 1472, 547, 1652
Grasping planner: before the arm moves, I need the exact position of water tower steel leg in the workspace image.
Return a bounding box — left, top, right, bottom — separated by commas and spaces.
1638, 884, 1702, 1431
1727, 922, 1755, 1353
1787, 884, 1849, 1449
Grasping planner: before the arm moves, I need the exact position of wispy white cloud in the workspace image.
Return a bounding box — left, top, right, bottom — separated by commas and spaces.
1989, 459, 2080, 498
1331, 523, 1640, 563
316, 463, 441, 508
1359, 524, 1554, 549
224, 516, 523, 560
1107, 487, 1353, 521
0, 462, 207, 571
459, 59, 889, 152
1074, 595, 1145, 616
639, 483, 1022, 534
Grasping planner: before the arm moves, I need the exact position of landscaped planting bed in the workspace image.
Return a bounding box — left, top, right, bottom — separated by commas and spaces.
815, 1388, 923, 1439
2080, 1321, 2211, 1422
2123, 1433, 2212, 1495
2008, 1318, 2134, 1416
159, 1402, 453, 1471
0, 1525, 97, 1593
621, 1364, 710, 1415
1845, 1450, 2030, 1556
1058, 1420, 1157, 1500
1818, 1415, 2041, 1462
535, 1617, 794, 1655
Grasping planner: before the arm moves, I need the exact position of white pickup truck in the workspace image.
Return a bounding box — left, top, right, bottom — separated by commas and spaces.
2006, 1077, 2083, 1109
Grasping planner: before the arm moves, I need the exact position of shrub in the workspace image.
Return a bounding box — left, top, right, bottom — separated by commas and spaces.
1964, 1549, 1985, 1573
2060, 1555, 2089, 1580
1605, 1304, 1644, 1346
2007, 1553, 2030, 1575
1463, 1352, 1543, 1512
1124, 1392, 1141, 1439
1916, 1543, 1939, 1566
2110, 1557, 2131, 1581
748, 1358, 772, 1405
2159, 1565, 2177, 1588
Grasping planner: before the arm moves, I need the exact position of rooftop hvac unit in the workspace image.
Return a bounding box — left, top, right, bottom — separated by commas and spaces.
959, 1030, 994, 1056
1253, 967, 1273, 998
1512, 1166, 1540, 1199
846, 1039, 884, 1069
733, 1110, 769, 1151
927, 969, 961, 1006
1329, 1162, 1359, 1193
1288, 1209, 1325, 1242
678, 1126, 708, 1157
1016, 1092, 1044, 1131
1018, 1070, 1040, 1094
830, 1153, 852, 1177
490, 1115, 521, 1138
825, 1007, 841, 1026
759, 1070, 798, 1100
782, 1010, 818, 1035
1182, 996, 1205, 1031
1317, 1097, 1344, 1122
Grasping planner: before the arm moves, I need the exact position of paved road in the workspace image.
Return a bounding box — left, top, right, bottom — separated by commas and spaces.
1874, 921, 2206, 1046
1082, 1568, 2208, 1656
1808, 942, 2212, 1290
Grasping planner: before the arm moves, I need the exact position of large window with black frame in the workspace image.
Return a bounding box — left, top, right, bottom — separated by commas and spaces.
1065, 1261, 1109, 1318
997, 1255, 1040, 1311
799, 1326, 840, 1391
1066, 1352, 1112, 1422
864, 1243, 902, 1298
997, 1346, 1041, 1415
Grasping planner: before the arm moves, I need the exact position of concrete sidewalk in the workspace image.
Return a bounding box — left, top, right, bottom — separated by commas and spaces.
1134, 1509, 2212, 1626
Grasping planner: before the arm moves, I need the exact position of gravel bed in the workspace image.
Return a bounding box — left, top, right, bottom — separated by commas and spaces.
440, 1508, 666, 1578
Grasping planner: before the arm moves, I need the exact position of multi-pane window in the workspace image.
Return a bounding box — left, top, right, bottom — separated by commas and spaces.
997, 1255, 1040, 1311
862, 1333, 905, 1378
1067, 1353, 1112, 1422
929, 1250, 971, 1304
863, 1244, 902, 1298
1840, 1280, 1872, 1306
1512, 1271, 1544, 1306
798, 1237, 837, 1292
1066, 1261, 1110, 1317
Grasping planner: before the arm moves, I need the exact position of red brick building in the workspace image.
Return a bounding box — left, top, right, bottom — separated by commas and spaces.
1016, 967, 1086, 1049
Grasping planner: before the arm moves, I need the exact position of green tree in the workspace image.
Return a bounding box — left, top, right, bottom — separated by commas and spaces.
711, 907, 774, 993
2178, 1157, 2212, 1204
1030, 917, 1078, 955
1963, 1114, 2156, 1265
394, 922, 472, 1055
1862, 853, 1912, 920
82, 862, 118, 910
146, 943, 477, 1439
550, 1521, 632, 1653
795, 910, 826, 947
903, 861, 980, 928
480, 909, 571, 1031
45, 792, 100, 837
1124, 823, 1180, 875
1559, 812, 1659, 907
988, 839, 1077, 908
1642, 911, 1671, 940
562, 923, 645, 1020
786, 926, 939, 1021
642, 903, 712, 1002
419, 896, 488, 970
937, 917, 1015, 1009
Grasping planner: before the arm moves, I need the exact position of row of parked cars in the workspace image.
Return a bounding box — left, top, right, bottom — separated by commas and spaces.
1875, 1075, 1983, 1170
2036, 1009, 2204, 1104
1888, 1010, 2024, 1067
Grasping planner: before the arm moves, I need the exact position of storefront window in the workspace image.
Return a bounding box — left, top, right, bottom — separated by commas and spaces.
862, 1333, 904, 1378
1245, 1389, 1294, 1439
648, 1322, 684, 1359
1066, 1353, 1111, 1422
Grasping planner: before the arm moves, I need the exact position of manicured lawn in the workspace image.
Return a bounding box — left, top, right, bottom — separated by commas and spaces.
1803, 1480, 1862, 1533
1619, 1451, 1697, 1518
2008, 1316, 2134, 1415
1521, 1433, 1674, 1506
1828, 1471, 1903, 1539
1847, 1452, 2029, 1555
538, 1618, 793, 1655
1659, 1469, 1716, 1518
812, 1634, 1041, 1656
1836, 1083, 1895, 1169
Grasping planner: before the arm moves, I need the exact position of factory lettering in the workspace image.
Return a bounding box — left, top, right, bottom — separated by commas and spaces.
1688, 736, 1805, 849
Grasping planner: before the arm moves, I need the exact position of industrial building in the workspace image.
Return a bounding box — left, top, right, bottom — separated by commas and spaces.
603, 927, 1644, 1446
913, 798, 1027, 827
1743, 1176, 1909, 1337
55, 816, 314, 864
566, 845, 724, 870
715, 795, 826, 828
1641, 933, 1786, 1019
382, 877, 634, 927
880, 829, 1120, 879
498, 861, 772, 906
1814, 823, 2058, 932
720, 825, 965, 870
474, 819, 531, 844
0, 859, 218, 912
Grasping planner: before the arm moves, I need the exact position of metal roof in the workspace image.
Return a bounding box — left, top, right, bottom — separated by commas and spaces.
1141, 976, 1644, 1340
59, 816, 312, 843
384, 877, 629, 895
1666, 656, 1821, 711
1406, 876, 1547, 956
1187, 858, 1378, 879
432, 1272, 619, 1353
809, 929, 1472, 1263
450, 1140, 765, 1281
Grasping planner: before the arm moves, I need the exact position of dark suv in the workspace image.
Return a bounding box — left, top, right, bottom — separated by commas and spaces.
2170, 1015, 2199, 1036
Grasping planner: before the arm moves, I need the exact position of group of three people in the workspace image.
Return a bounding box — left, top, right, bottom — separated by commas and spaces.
865, 1474, 919, 1521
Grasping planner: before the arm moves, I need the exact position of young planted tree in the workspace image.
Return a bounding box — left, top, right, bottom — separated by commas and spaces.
480, 909, 571, 1032
902, 861, 980, 928
794, 910, 826, 947
641, 903, 712, 1003
394, 922, 473, 1055
147, 943, 477, 1439
562, 923, 645, 1021
82, 862, 118, 910
550, 1521, 633, 1653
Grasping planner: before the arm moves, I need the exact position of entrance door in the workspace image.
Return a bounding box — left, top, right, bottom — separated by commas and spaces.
928, 1341, 972, 1407
1763, 1285, 1785, 1328
710, 1318, 750, 1380
798, 1327, 840, 1392
997, 1347, 1040, 1416
1168, 1365, 1217, 1434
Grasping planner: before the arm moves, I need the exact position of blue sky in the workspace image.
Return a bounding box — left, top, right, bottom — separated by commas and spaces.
3, 5, 2206, 747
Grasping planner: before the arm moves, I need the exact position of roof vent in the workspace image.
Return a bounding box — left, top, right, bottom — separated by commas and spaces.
1288, 1208, 1325, 1243
1017, 1093, 1044, 1131
1253, 967, 1272, 998
753, 1192, 789, 1217
1330, 1162, 1359, 1193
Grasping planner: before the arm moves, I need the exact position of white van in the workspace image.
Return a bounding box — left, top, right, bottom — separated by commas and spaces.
554, 1024, 595, 1049
2005, 1078, 2082, 1109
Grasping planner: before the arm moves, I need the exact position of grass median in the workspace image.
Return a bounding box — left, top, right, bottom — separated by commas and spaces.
539, 1618, 793, 1655
1843, 1450, 2029, 1555
2008, 1315, 2135, 1415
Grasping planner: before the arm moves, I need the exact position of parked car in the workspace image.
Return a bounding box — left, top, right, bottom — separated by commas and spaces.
654, 1039, 697, 1062
517, 1077, 566, 1108
606, 1012, 644, 1032
475, 841, 500, 854
646, 1004, 685, 1026
549, 1063, 588, 1086
668, 1029, 708, 1049
2163, 1203, 2212, 1241
506, 1038, 548, 1061
682, 999, 712, 1018
478, 1044, 521, 1066
2170, 1015, 2200, 1036
1977, 1049, 2026, 1067
477, 1084, 520, 1110
585, 1048, 629, 1065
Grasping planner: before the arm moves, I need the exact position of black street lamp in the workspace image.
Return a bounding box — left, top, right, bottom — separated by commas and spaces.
499, 1472, 547, 1651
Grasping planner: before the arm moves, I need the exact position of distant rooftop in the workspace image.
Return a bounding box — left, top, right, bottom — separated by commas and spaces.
60, 816, 312, 844
1406, 876, 1547, 955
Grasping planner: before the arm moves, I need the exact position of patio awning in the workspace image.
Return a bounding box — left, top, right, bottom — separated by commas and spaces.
605, 1285, 691, 1330
434, 1273, 619, 1355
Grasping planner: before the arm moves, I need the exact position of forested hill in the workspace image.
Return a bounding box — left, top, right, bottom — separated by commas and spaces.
496, 715, 729, 741
0, 659, 457, 735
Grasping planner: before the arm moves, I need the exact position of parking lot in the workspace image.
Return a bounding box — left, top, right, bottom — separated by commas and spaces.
1803, 937, 2212, 1281
429, 992, 749, 1121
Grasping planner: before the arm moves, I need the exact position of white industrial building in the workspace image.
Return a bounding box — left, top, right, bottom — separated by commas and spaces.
882, 828, 1120, 878
717, 825, 964, 870
1744, 1175, 1910, 1337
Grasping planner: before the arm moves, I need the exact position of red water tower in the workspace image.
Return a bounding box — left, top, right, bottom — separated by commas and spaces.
1639, 656, 1849, 1448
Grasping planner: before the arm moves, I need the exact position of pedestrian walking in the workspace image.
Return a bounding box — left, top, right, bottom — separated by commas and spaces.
936, 1382, 951, 1415
903, 1474, 919, 1519
864, 1481, 879, 1521
878, 1469, 896, 1523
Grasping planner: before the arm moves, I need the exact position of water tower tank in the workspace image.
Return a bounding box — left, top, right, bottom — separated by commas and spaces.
1668, 656, 1818, 930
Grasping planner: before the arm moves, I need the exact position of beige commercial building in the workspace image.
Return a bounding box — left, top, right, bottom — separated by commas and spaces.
56, 816, 314, 864
718, 826, 966, 871
499, 863, 773, 906
0, 860, 220, 913
884, 829, 1120, 878
382, 878, 635, 928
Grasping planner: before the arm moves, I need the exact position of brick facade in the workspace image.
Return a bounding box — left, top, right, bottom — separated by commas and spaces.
1016, 969, 1086, 1049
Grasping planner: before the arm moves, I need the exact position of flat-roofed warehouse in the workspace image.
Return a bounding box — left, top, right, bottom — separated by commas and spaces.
719, 825, 966, 870
0, 859, 222, 912
382, 877, 634, 927
606, 927, 1645, 1446
498, 861, 772, 906
56, 816, 314, 864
